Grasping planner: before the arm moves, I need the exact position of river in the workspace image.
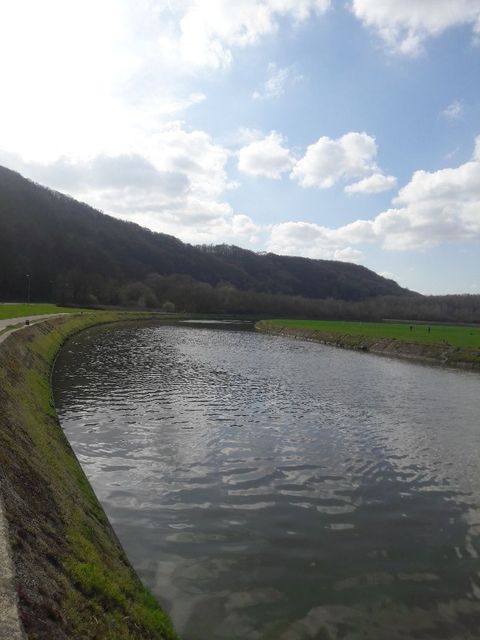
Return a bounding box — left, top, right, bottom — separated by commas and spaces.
53, 322, 480, 639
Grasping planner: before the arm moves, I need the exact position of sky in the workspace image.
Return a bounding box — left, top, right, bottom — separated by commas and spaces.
1, 1, 480, 295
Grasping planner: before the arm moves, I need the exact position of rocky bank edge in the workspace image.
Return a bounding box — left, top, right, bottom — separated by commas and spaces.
0, 312, 180, 640
255, 321, 480, 371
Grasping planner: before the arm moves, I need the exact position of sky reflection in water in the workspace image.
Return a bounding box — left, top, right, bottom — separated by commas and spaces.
53, 325, 480, 639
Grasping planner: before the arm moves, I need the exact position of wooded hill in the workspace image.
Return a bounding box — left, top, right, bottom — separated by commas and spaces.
0, 165, 409, 305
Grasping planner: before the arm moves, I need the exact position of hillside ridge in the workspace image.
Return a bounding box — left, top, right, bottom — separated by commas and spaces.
0, 164, 411, 304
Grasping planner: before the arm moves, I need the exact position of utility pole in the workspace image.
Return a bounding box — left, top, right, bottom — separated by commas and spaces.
26, 274, 31, 304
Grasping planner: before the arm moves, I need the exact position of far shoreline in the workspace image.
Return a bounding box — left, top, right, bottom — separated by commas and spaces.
255, 319, 480, 372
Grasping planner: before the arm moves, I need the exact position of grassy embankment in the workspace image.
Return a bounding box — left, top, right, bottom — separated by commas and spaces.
0, 311, 181, 640
0, 304, 88, 338
256, 319, 480, 369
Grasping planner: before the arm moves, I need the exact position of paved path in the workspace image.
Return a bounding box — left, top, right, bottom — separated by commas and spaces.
0, 313, 69, 345
0, 313, 73, 639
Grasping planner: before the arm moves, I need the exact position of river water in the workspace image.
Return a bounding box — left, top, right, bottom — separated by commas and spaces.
53, 323, 480, 639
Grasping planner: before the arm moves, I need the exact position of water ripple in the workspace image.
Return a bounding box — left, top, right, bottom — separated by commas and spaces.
54, 323, 480, 639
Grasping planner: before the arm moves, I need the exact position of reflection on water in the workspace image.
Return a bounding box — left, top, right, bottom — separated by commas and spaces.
53, 324, 480, 639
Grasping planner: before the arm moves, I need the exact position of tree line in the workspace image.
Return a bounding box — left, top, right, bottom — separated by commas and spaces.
44, 270, 479, 324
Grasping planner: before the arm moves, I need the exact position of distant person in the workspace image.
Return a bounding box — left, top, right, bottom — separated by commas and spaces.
409, 325, 413, 332
428, 326, 431, 333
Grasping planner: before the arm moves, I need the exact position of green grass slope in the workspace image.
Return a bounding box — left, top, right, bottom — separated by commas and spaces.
0, 312, 180, 639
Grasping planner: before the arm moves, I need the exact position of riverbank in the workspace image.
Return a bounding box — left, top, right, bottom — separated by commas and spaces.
0, 312, 180, 639
256, 319, 480, 370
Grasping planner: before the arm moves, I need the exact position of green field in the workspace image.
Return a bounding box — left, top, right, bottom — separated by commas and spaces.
265, 319, 480, 349
0, 303, 84, 321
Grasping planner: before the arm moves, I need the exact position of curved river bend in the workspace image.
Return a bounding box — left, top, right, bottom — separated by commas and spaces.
53, 323, 480, 639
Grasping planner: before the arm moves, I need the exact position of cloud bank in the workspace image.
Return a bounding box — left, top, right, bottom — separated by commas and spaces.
176, 0, 331, 69
238, 130, 397, 193
351, 0, 480, 55
268, 135, 480, 258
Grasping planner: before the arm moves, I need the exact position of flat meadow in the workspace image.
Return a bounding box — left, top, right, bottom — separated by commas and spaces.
0, 303, 83, 321
266, 318, 480, 349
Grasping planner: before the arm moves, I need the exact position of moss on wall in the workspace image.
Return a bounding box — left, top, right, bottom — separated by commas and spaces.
0, 312, 180, 639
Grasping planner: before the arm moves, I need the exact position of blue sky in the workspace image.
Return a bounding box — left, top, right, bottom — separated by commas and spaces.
1, 0, 479, 294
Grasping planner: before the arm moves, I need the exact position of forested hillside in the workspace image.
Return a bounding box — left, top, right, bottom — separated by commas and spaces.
0, 165, 409, 305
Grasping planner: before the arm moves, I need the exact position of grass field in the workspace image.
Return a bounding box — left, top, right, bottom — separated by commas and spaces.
265, 319, 480, 349
0, 303, 84, 321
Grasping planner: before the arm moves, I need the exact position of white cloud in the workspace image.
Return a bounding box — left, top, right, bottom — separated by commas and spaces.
177, 0, 331, 69
351, 0, 480, 56
253, 63, 302, 100
266, 217, 378, 259
267, 135, 480, 258
441, 99, 464, 120
3, 153, 189, 195
230, 127, 266, 146
374, 138, 480, 249
144, 121, 234, 197
0, 121, 263, 246
238, 129, 395, 190
345, 173, 397, 194
112, 202, 261, 246
0, 1, 331, 166
334, 247, 365, 262
369, 136, 480, 249
379, 271, 396, 280
0, 1, 212, 164
238, 131, 294, 178
0, 0, 132, 161
291, 132, 379, 188
267, 221, 344, 258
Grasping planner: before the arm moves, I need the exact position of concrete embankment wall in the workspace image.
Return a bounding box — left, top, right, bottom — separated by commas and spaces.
0, 313, 179, 640
255, 321, 480, 370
